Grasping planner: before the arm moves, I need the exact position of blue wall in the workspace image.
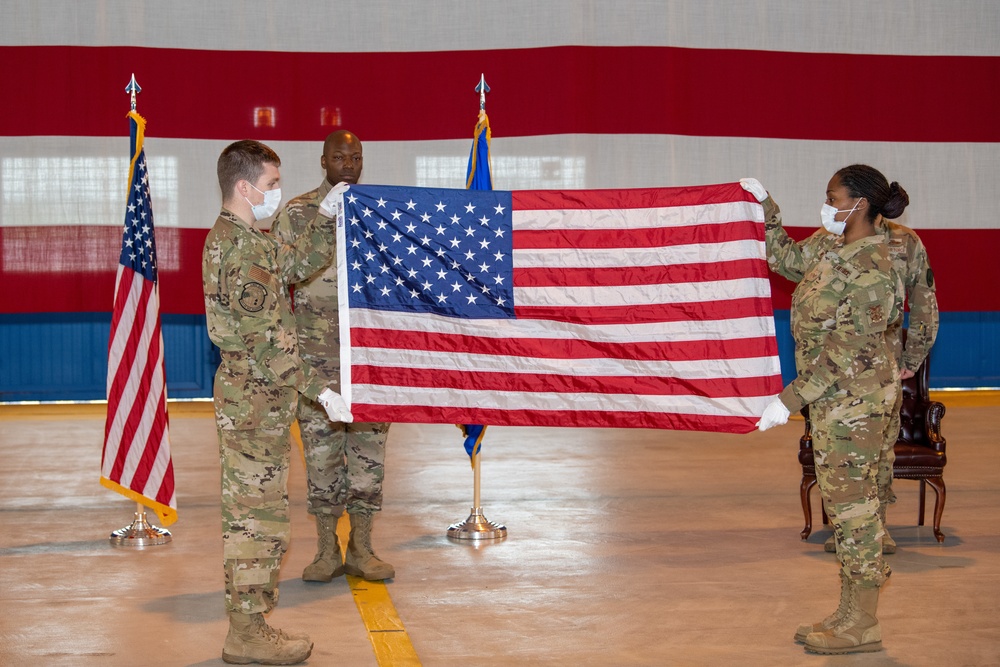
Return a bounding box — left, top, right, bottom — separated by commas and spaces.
772, 310, 1000, 389
1, 311, 997, 402
0, 313, 218, 402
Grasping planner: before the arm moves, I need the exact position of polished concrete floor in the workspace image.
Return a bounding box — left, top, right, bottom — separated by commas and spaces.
0, 397, 998, 667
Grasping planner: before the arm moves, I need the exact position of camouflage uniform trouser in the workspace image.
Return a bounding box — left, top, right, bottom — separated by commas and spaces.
876, 383, 903, 510
811, 382, 897, 587
219, 426, 291, 614
298, 397, 389, 517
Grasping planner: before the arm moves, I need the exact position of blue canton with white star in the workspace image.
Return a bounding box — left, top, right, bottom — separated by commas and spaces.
119, 149, 158, 282
344, 185, 514, 319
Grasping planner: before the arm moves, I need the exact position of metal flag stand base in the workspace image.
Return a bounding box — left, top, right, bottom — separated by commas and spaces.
110, 502, 172, 547
447, 446, 506, 541
447, 506, 507, 540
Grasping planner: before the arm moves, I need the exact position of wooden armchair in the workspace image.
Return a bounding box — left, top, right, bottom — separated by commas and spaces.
797, 351, 947, 542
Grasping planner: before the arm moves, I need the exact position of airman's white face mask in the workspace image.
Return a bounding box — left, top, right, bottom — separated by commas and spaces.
246, 183, 282, 221
820, 199, 860, 235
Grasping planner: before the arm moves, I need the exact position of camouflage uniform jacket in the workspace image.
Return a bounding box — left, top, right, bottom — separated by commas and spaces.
202, 208, 334, 430
763, 198, 903, 414
765, 200, 937, 373
271, 180, 342, 386
878, 218, 938, 372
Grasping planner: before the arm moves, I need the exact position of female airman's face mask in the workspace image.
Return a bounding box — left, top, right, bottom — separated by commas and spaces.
820, 199, 860, 235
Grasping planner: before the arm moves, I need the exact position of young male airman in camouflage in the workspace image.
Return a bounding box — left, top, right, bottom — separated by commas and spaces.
204, 139, 352, 665
765, 180, 939, 555
271, 130, 394, 582
748, 165, 910, 655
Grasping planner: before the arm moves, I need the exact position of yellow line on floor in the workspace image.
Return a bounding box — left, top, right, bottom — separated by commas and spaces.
344, 571, 422, 666
0, 400, 215, 420
291, 425, 422, 667
2, 390, 997, 421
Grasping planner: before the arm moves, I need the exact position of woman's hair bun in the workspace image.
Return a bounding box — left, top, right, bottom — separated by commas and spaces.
881, 181, 910, 219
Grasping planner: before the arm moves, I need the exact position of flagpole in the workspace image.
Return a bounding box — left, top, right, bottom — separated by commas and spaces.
447, 74, 505, 541
108, 73, 171, 548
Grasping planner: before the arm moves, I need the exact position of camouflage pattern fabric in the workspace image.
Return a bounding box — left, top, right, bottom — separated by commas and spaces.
879, 217, 939, 373
298, 398, 389, 515
765, 211, 938, 374
202, 208, 336, 429
871, 218, 937, 509
270, 181, 342, 383
272, 182, 391, 517
765, 197, 902, 585
766, 202, 939, 512
203, 207, 336, 613
219, 427, 291, 613
810, 385, 896, 586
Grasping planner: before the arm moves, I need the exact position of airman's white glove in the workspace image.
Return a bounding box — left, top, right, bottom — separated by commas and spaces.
318, 181, 350, 218
756, 396, 790, 431
318, 387, 353, 423
740, 178, 768, 203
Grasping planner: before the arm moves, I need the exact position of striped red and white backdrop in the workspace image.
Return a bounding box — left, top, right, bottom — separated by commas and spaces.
1, 2, 998, 400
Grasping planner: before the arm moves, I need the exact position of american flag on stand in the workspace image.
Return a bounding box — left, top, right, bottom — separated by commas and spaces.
100, 110, 177, 526
336, 182, 783, 434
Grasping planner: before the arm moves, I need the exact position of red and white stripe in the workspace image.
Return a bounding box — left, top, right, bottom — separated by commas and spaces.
0, 3, 997, 315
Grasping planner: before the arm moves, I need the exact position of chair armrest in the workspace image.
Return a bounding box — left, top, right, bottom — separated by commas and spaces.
925, 401, 946, 450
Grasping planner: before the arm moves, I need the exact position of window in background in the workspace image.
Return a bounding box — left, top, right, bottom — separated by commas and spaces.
1, 155, 179, 272
415, 155, 585, 190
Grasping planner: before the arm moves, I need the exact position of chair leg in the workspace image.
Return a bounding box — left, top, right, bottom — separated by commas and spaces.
918, 479, 926, 526
925, 477, 947, 543
800, 474, 817, 540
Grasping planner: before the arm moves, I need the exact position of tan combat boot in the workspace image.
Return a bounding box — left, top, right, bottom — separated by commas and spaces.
344, 512, 395, 580
794, 570, 850, 643
222, 612, 312, 665
302, 513, 345, 582
803, 582, 882, 654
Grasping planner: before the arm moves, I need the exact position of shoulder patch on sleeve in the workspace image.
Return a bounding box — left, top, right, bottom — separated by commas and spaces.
238, 282, 268, 312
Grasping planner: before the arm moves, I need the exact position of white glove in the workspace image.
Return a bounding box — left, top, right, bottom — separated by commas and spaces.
756, 396, 790, 431
318, 387, 353, 423
318, 181, 350, 218
739, 178, 768, 203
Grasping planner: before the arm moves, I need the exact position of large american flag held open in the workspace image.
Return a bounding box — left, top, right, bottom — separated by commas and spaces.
100, 111, 177, 526
336, 182, 782, 434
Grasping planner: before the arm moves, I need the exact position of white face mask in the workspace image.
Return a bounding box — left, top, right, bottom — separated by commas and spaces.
820, 199, 860, 235
246, 183, 282, 221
